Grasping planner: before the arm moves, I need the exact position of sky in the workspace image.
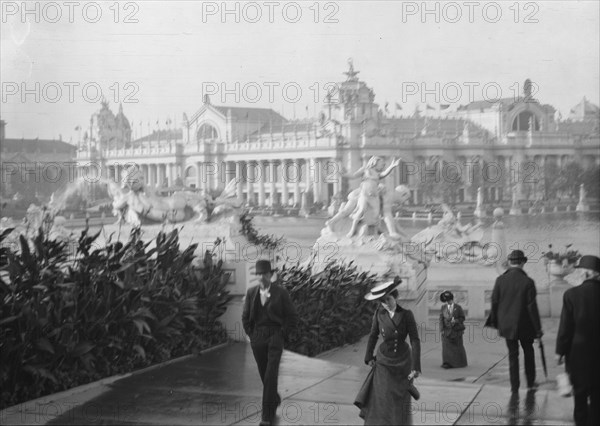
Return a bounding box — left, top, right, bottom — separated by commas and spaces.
1, 0, 599, 142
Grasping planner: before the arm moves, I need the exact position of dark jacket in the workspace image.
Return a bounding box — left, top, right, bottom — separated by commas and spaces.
555, 278, 600, 386
491, 267, 542, 340
364, 306, 421, 372
439, 303, 466, 339
242, 282, 299, 338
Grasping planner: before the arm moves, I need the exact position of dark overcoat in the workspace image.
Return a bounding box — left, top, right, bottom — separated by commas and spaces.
555, 278, 600, 387
490, 267, 542, 340
241, 283, 299, 337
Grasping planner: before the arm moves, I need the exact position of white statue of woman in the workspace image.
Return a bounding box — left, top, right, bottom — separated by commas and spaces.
325, 156, 400, 238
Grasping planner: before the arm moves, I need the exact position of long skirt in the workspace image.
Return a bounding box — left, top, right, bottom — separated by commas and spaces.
441, 333, 468, 368
360, 343, 413, 425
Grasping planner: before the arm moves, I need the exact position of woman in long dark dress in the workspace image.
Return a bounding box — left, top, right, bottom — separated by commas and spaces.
357, 279, 421, 425
439, 291, 468, 368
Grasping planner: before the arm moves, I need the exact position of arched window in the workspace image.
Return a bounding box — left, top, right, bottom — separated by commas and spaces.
512, 111, 540, 131
185, 166, 196, 178
197, 123, 219, 140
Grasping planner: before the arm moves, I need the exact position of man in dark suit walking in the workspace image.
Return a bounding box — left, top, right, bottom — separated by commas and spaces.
491, 250, 543, 393
556, 255, 600, 426
242, 260, 299, 426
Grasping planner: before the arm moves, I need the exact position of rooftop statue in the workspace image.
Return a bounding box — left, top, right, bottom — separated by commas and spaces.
107, 165, 242, 227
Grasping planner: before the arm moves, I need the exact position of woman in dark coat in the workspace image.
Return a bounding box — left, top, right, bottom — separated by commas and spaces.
439, 290, 468, 368
356, 279, 421, 425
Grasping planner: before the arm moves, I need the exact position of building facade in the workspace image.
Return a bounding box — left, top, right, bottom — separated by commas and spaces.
75, 62, 600, 208
1, 120, 77, 204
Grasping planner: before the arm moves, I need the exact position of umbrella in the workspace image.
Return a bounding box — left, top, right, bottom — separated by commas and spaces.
538, 338, 548, 379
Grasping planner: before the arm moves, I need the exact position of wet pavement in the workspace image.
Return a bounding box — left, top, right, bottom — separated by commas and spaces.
1, 318, 574, 425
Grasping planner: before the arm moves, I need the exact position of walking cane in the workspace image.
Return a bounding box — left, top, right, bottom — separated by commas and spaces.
538, 338, 548, 379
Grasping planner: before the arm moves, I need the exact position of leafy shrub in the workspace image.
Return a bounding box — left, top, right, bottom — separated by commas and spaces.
239, 211, 284, 250
279, 260, 378, 357
0, 225, 232, 409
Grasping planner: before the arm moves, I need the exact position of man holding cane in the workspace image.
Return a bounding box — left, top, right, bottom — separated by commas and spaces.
556, 255, 600, 426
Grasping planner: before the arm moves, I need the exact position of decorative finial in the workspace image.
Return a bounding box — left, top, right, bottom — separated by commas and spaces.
523, 79, 532, 98
344, 58, 359, 81
203, 94, 211, 105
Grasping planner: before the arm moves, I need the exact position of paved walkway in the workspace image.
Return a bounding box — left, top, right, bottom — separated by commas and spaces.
1, 318, 574, 425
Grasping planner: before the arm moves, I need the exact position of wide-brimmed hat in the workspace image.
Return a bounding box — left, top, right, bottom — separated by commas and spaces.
507, 250, 528, 263
255, 260, 273, 274
440, 290, 454, 303
365, 278, 402, 301
575, 255, 600, 274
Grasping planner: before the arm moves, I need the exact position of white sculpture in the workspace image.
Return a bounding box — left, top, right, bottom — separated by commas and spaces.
107, 165, 242, 227
411, 204, 484, 263
325, 156, 408, 238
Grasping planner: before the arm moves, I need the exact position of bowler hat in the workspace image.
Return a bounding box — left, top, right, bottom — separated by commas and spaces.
255, 260, 273, 274
507, 250, 528, 263
575, 255, 600, 274
365, 278, 402, 301
440, 290, 454, 303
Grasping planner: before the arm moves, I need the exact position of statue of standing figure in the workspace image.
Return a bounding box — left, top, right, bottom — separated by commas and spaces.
325, 156, 409, 238
511, 184, 519, 208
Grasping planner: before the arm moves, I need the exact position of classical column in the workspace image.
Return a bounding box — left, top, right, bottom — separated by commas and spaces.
247, 161, 255, 204
155, 164, 162, 187
281, 161, 289, 206
258, 161, 266, 206
312, 158, 321, 203
166, 163, 172, 187
150, 164, 157, 187
538, 156, 546, 199
141, 164, 148, 186
227, 161, 236, 187
332, 158, 342, 195
213, 161, 222, 190
236, 162, 243, 199
196, 162, 202, 190
294, 159, 301, 206
270, 161, 277, 207
305, 158, 312, 200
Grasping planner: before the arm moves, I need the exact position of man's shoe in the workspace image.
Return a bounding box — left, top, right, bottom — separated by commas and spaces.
441, 363, 451, 369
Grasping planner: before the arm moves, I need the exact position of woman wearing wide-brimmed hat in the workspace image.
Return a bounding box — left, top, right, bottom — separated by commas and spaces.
354, 278, 421, 425
439, 290, 468, 369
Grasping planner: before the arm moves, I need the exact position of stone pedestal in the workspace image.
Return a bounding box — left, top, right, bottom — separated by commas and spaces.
509, 204, 522, 215
427, 263, 498, 319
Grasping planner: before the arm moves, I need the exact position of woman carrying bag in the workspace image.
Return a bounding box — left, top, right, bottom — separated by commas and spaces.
439, 291, 468, 369
354, 278, 421, 425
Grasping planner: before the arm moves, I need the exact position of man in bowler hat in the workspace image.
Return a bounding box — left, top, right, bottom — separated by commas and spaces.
242, 260, 299, 426
490, 250, 543, 393
556, 255, 600, 426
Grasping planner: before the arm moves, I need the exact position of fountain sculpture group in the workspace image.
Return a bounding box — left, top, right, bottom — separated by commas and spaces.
1, 157, 531, 325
